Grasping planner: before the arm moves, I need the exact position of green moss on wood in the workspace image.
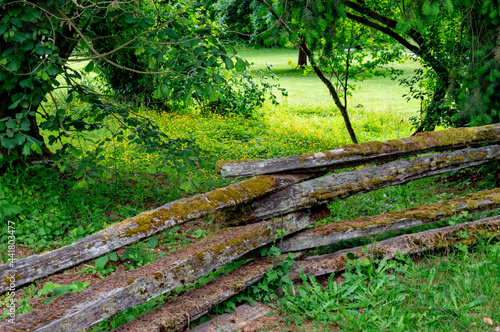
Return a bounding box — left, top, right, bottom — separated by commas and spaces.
299, 124, 498, 161
107, 175, 277, 238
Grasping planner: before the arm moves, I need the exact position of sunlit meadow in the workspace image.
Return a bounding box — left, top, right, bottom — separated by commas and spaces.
42, 48, 419, 190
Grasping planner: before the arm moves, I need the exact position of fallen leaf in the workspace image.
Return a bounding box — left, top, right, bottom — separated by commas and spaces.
483, 317, 493, 326
495, 326, 500, 332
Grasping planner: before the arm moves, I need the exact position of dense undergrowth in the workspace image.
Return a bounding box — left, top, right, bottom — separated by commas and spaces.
0, 48, 499, 331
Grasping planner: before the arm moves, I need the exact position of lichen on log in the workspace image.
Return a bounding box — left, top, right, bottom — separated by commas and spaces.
0, 208, 327, 332
0, 173, 314, 295
218, 124, 500, 178
113, 258, 274, 332
291, 215, 500, 279
278, 188, 500, 252
226, 145, 500, 224
114, 252, 302, 332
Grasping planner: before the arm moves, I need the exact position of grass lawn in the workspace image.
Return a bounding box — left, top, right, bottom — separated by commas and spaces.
0, 47, 499, 331
237, 47, 422, 116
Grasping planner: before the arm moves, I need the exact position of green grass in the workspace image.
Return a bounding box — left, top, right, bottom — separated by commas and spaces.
0, 47, 499, 331
278, 239, 500, 331
237, 47, 422, 116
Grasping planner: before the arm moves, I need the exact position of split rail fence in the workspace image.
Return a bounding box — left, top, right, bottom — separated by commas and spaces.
1, 124, 500, 331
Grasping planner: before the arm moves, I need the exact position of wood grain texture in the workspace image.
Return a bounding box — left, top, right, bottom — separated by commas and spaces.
278, 188, 500, 252
235, 145, 500, 224
291, 215, 500, 279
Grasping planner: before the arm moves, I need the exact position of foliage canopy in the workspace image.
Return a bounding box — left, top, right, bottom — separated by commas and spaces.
0, 0, 280, 172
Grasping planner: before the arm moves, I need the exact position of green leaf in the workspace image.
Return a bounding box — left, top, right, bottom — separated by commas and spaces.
194, 46, 205, 56
53, 285, 73, 296
84, 61, 94, 73
69, 148, 83, 158
221, 55, 234, 70
212, 73, 225, 84
108, 252, 118, 262
122, 13, 138, 24
95, 256, 109, 270
147, 236, 159, 249
1, 204, 23, 217
235, 57, 247, 72
13, 133, 25, 145
164, 27, 179, 39
5, 119, 17, 128
20, 99, 30, 108
12, 31, 27, 43
0, 137, 16, 149
160, 83, 170, 98
72, 179, 88, 190
22, 142, 31, 155
19, 118, 30, 131
19, 79, 34, 89
152, 89, 162, 99
44, 296, 57, 304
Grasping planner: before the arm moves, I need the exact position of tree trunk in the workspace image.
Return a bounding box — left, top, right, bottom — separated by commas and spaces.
299, 42, 358, 143
297, 41, 308, 68
278, 188, 500, 252
0, 209, 328, 332
223, 145, 500, 224
291, 215, 500, 279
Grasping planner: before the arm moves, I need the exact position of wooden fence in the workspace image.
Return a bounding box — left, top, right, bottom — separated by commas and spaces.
1, 124, 500, 332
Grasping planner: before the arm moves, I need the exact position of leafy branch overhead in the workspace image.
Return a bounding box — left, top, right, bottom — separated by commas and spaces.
0, 0, 282, 172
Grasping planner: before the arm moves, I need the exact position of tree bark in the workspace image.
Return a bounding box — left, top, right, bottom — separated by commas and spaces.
297, 41, 308, 68
299, 42, 359, 143
345, 1, 452, 132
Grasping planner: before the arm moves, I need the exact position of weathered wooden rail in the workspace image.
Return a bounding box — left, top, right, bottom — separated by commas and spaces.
1, 124, 499, 332
217, 123, 500, 178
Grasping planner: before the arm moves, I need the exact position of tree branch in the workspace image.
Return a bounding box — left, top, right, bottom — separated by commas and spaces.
345, 12, 418, 53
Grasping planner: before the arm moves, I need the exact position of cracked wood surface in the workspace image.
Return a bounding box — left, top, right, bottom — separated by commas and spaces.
113, 258, 274, 332
278, 188, 500, 252
0, 208, 328, 332
234, 145, 500, 224
114, 253, 302, 332
291, 215, 500, 279
0, 174, 315, 295
189, 302, 273, 332
219, 124, 500, 178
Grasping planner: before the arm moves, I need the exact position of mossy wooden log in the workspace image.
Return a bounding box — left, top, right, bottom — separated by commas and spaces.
113, 258, 274, 332
290, 215, 500, 279
218, 124, 500, 178
0, 208, 328, 332
0, 174, 315, 295
114, 253, 301, 332
227, 145, 500, 225
278, 188, 500, 252
189, 302, 273, 332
